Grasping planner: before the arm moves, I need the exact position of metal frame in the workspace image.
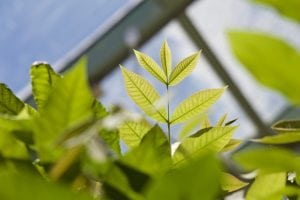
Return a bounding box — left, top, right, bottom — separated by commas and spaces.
22, 0, 296, 137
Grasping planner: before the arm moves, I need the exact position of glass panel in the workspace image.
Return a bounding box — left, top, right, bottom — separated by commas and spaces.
99, 21, 255, 139
187, 0, 292, 123
0, 0, 133, 93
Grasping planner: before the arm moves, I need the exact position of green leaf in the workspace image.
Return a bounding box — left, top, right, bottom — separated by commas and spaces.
221, 172, 248, 193
34, 58, 95, 161
272, 120, 300, 133
160, 41, 172, 77
170, 88, 225, 124
30, 62, 61, 111
228, 31, 300, 104
145, 152, 221, 200
216, 114, 227, 126
253, 0, 300, 23
120, 66, 167, 122
99, 129, 121, 156
0, 83, 24, 115
246, 172, 286, 200
121, 125, 172, 176
221, 139, 242, 152
178, 116, 202, 140
173, 126, 237, 165
0, 168, 92, 200
119, 120, 152, 148
234, 147, 300, 173
134, 50, 167, 83
169, 52, 200, 86
253, 132, 300, 144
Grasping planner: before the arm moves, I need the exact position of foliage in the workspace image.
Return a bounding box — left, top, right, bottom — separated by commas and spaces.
0, 42, 246, 199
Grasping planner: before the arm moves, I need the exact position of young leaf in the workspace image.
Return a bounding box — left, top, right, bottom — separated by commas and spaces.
170, 88, 225, 124
119, 120, 152, 148
99, 129, 121, 156
30, 62, 61, 110
120, 66, 167, 122
216, 114, 227, 126
145, 152, 221, 200
168, 52, 200, 86
234, 147, 300, 173
246, 172, 286, 200
134, 50, 167, 83
173, 126, 237, 165
0, 83, 24, 115
160, 41, 172, 77
178, 116, 203, 140
34, 58, 95, 161
221, 172, 248, 193
253, 132, 300, 144
121, 125, 172, 176
221, 139, 242, 152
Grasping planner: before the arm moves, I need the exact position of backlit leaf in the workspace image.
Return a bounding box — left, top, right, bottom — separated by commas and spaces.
119, 120, 152, 148
173, 126, 237, 165
0, 83, 24, 115
134, 50, 167, 83
221, 139, 242, 152
30, 62, 61, 110
34, 58, 95, 161
246, 172, 286, 200
221, 172, 248, 192
216, 114, 227, 126
120, 66, 167, 122
253, 0, 300, 23
170, 88, 225, 124
145, 152, 221, 200
169, 52, 200, 86
228, 31, 300, 104
272, 120, 300, 133
253, 132, 300, 144
160, 41, 172, 77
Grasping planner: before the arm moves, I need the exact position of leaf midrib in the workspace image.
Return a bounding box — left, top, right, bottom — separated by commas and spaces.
125, 70, 167, 122
124, 122, 143, 140
170, 92, 220, 124
140, 55, 166, 83
169, 56, 195, 83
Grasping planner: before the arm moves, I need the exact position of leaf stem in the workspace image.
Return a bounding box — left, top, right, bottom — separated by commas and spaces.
166, 84, 171, 144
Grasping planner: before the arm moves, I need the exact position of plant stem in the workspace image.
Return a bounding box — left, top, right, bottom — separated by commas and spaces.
166, 84, 171, 144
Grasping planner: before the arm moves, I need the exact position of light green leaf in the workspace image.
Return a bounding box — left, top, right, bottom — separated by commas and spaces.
0, 168, 93, 200
253, 132, 300, 144
121, 125, 172, 177
145, 152, 221, 200
120, 66, 167, 122
173, 126, 237, 165
119, 120, 152, 148
169, 52, 200, 86
134, 50, 167, 83
170, 88, 225, 124
246, 172, 286, 200
178, 116, 203, 140
216, 114, 227, 126
253, 0, 300, 23
30, 62, 61, 111
221, 139, 242, 152
34, 58, 95, 161
99, 129, 121, 156
234, 147, 300, 173
272, 120, 300, 133
228, 31, 300, 104
160, 41, 172, 77
0, 83, 24, 115
221, 172, 248, 192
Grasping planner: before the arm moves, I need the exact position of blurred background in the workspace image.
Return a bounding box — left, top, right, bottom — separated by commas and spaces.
1, 0, 300, 140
